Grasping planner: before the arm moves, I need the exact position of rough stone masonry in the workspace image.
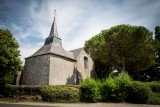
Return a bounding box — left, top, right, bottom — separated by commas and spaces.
20, 12, 96, 86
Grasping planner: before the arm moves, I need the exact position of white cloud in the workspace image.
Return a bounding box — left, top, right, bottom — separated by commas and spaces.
19, 42, 44, 63
8, 0, 160, 62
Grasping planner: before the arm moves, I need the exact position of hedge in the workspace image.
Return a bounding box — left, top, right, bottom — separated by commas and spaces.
40, 85, 80, 103
126, 81, 152, 104
146, 81, 160, 93
80, 72, 132, 102
1, 77, 160, 104
102, 72, 132, 102
146, 81, 160, 105
147, 92, 160, 105
80, 78, 102, 102
1, 85, 80, 103
4, 84, 41, 97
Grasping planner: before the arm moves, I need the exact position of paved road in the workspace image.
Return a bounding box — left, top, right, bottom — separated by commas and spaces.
0, 102, 160, 107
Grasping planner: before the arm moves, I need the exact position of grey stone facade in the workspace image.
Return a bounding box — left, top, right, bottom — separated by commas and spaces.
20, 14, 96, 86
49, 54, 76, 85
76, 50, 95, 80
21, 55, 50, 85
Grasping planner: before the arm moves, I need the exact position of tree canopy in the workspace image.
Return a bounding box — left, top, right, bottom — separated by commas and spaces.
155, 26, 160, 64
84, 25, 156, 78
0, 29, 22, 85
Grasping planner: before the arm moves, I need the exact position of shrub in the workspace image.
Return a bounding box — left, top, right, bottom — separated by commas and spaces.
40, 85, 80, 103
102, 72, 132, 102
147, 92, 160, 105
146, 81, 160, 105
4, 84, 18, 97
146, 81, 160, 93
4, 84, 41, 97
80, 78, 102, 102
17, 95, 42, 101
126, 81, 152, 104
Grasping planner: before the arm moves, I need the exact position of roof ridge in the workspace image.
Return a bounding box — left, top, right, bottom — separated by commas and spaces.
69, 47, 83, 59
69, 47, 83, 52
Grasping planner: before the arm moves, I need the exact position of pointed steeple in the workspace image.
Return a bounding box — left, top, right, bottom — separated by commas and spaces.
29, 10, 75, 61
49, 10, 58, 37
44, 10, 61, 45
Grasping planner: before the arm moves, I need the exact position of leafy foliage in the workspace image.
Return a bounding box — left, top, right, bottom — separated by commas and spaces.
102, 72, 132, 102
40, 85, 80, 103
80, 72, 132, 102
80, 78, 102, 102
135, 64, 160, 81
146, 81, 160, 93
126, 81, 152, 104
146, 81, 160, 105
84, 25, 155, 78
80, 73, 160, 105
4, 84, 41, 97
155, 26, 160, 64
2, 80, 160, 105
0, 29, 22, 85
147, 92, 160, 105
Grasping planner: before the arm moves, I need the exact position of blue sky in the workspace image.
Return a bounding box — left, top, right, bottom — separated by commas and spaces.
0, 0, 160, 62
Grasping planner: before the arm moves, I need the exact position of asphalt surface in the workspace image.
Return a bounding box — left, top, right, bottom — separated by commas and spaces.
0, 102, 160, 107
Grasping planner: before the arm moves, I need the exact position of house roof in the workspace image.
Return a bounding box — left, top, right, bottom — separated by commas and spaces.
70, 48, 83, 59
26, 11, 75, 61
28, 42, 75, 60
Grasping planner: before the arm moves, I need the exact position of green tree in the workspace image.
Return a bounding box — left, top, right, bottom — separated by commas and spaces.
155, 26, 160, 64
0, 29, 22, 86
84, 34, 111, 79
84, 25, 155, 78
133, 26, 160, 82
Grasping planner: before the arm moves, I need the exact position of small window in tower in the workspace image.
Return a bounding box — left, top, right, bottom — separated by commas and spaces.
84, 56, 88, 69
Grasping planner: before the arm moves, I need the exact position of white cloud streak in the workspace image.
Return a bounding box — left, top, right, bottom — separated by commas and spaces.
7, 0, 160, 62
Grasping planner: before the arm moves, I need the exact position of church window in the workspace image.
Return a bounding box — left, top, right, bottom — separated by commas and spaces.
84, 56, 88, 69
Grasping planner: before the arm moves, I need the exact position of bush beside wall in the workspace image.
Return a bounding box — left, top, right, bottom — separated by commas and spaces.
126, 81, 152, 104
102, 72, 132, 102
4, 84, 41, 97
2, 85, 80, 103
80, 72, 132, 102
40, 85, 80, 103
1, 73, 160, 104
146, 81, 160, 93
146, 81, 160, 105
147, 92, 160, 105
80, 72, 160, 105
80, 78, 102, 102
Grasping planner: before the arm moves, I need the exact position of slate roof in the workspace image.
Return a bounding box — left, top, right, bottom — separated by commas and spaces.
70, 48, 83, 59
29, 42, 75, 60
26, 13, 75, 61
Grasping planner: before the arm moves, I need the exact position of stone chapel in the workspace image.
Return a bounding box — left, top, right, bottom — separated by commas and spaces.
20, 13, 96, 86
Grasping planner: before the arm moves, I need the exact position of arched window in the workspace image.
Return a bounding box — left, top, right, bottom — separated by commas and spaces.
84, 56, 88, 69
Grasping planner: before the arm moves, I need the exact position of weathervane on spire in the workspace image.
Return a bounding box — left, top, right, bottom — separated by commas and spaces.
54, 10, 57, 19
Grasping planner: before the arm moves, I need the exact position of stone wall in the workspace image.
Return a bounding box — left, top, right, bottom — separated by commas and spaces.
75, 50, 95, 83
49, 54, 76, 85
21, 50, 95, 86
21, 55, 50, 86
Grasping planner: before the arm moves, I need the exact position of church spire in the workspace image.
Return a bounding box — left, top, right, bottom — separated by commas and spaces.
49, 10, 58, 37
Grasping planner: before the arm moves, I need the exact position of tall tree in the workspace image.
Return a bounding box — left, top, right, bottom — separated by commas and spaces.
0, 29, 22, 86
84, 34, 111, 79
155, 26, 160, 64
132, 26, 160, 81
85, 25, 155, 78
